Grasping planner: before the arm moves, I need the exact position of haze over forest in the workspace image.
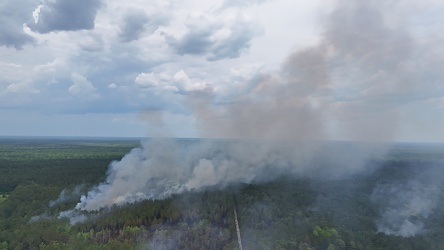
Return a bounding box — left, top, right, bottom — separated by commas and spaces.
2, 1, 444, 249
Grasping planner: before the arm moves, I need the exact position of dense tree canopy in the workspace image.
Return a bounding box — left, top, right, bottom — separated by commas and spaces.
0, 138, 444, 249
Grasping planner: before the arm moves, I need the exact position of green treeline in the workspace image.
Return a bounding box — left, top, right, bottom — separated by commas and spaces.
0, 138, 444, 249
0, 138, 138, 193
0, 138, 238, 249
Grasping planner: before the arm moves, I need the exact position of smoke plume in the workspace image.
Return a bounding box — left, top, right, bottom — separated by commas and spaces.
372, 163, 444, 237
61, 0, 434, 221
49, 185, 84, 207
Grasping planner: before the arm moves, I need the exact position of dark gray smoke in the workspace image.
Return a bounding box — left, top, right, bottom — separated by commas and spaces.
61, 0, 438, 226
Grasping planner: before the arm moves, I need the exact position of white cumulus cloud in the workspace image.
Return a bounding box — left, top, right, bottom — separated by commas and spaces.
68, 73, 100, 100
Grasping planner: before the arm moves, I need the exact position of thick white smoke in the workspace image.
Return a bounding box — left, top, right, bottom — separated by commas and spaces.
62, 137, 386, 217
73, 139, 313, 211
61, 0, 442, 223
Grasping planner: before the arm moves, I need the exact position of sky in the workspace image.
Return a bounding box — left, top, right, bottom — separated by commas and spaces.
1, 0, 444, 142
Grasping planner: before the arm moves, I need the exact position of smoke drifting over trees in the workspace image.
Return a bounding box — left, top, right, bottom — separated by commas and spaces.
60, 0, 444, 238
372, 163, 444, 237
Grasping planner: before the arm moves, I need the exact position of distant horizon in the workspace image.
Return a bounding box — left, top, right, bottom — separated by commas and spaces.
2, 1, 444, 143
1, 135, 444, 145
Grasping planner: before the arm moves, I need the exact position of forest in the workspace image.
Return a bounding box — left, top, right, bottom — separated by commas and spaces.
0, 137, 444, 249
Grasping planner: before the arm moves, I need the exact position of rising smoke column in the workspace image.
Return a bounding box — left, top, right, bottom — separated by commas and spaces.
68, 47, 337, 213
68, 21, 334, 214
71, 138, 314, 212
191, 0, 416, 143
62, 0, 431, 217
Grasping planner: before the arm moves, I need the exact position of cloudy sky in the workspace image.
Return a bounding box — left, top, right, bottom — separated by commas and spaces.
1, 0, 444, 142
